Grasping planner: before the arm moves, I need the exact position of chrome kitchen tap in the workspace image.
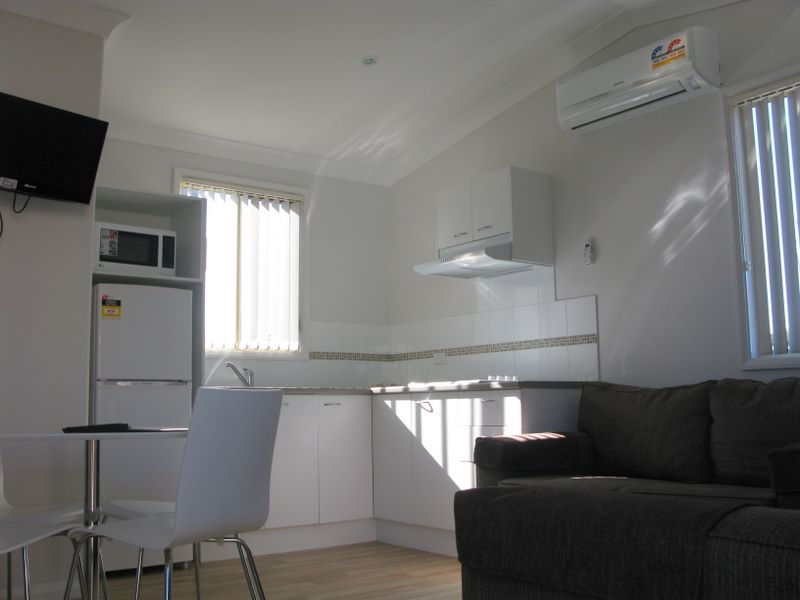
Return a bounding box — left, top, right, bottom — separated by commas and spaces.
225, 362, 255, 387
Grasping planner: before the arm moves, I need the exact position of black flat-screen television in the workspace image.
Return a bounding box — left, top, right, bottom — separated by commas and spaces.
0, 91, 108, 205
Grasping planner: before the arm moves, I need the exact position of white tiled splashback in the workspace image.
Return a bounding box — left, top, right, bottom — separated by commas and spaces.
204, 268, 598, 388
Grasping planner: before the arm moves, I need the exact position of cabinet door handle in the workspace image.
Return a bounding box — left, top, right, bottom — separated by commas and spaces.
414, 400, 434, 413
453, 232, 469, 238
476, 225, 493, 232
323, 402, 342, 406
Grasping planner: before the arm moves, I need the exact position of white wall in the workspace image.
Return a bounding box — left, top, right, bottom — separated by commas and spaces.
388, 0, 800, 386
0, 9, 103, 594
96, 139, 392, 388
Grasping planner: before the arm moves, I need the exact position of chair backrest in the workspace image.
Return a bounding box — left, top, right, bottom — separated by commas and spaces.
171, 387, 282, 546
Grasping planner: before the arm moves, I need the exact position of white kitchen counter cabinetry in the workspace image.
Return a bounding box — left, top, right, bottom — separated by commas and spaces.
373, 386, 580, 537
265, 396, 319, 529
373, 390, 520, 532
266, 394, 373, 530
318, 395, 373, 523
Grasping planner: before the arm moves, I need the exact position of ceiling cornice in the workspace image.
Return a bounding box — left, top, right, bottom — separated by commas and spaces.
107, 119, 392, 187
0, 0, 129, 39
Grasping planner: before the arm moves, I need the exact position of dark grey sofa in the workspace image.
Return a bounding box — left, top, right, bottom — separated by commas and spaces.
454, 378, 800, 600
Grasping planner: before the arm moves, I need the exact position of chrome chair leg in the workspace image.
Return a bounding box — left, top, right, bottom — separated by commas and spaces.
7, 552, 11, 600
234, 540, 257, 600
192, 542, 202, 600
225, 536, 265, 600
63, 535, 93, 600
239, 538, 267, 600
20, 547, 30, 600
163, 548, 173, 600
134, 549, 144, 600
98, 550, 110, 600
70, 535, 89, 600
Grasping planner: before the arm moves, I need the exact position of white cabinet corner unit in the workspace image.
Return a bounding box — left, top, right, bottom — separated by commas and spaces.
435, 166, 553, 266
372, 386, 580, 552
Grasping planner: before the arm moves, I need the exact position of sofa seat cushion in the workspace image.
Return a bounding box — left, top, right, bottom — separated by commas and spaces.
578, 381, 715, 482
710, 377, 800, 486
455, 486, 749, 600
499, 474, 775, 505
705, 507, 800, 600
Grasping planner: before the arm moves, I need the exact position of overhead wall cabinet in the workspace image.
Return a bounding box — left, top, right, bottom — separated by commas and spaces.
435, 166, 553, 265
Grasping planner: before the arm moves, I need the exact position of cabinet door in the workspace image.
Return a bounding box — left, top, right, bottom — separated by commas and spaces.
318, 395, 373, 523
410, 393, 463, 531
372, 395, 415, 524
265, 396, 319, 529
471, 168, 512, 241
436, 181, 472, 250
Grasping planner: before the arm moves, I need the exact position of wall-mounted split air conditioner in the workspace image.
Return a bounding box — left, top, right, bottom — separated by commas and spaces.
556, 27, 721, 133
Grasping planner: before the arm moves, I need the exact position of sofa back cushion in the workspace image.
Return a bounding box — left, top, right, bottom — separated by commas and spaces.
578, 381, 715, 482
710, 378, 800, 486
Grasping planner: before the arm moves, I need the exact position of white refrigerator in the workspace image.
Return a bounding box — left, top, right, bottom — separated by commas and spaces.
91, 283, 193, 569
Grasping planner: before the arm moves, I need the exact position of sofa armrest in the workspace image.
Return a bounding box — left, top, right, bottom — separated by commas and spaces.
769, 442, 800, 508
473, 431, 594, 487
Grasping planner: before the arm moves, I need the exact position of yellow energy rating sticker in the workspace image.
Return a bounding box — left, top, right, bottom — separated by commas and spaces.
100, 296, 122, 319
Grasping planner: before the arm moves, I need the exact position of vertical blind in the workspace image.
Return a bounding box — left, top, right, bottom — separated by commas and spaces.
733, 82, 800, 358
181, 179, 301, 352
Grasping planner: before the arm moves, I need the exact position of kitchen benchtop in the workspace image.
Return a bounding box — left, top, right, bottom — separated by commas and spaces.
281, 380, 584, 395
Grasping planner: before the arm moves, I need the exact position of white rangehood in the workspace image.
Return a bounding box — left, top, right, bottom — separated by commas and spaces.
413, 236, 539, 279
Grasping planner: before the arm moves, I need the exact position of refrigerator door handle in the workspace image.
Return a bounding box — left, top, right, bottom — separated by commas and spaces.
96, 380, 191, 386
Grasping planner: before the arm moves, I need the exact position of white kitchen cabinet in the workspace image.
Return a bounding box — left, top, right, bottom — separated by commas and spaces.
435, 181, 472, 250
318, 395, 373, 523
434, 167, 553, 267
266, 393, 373, 530
265, 396, 319, 529
93, 187, 206, 401
373, 390, 521, 532
470, 168, 513, 241
373, 395, 415, 524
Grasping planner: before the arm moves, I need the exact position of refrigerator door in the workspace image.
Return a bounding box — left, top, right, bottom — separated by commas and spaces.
93, 283, 192, 381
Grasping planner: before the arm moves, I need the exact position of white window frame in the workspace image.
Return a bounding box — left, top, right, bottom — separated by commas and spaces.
729, 75, 800, 370
174, 168, 308, 359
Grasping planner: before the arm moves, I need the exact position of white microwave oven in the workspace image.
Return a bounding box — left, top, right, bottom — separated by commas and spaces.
94, 222, 177, 277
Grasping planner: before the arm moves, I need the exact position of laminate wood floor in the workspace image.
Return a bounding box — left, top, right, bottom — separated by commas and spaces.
106, 542, 462, 600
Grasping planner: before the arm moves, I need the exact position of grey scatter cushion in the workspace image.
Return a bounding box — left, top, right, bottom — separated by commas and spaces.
710, 378, 800, 486
578, 381, 715, 482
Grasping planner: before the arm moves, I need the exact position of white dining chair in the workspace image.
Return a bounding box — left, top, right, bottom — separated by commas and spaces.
64, 386, 283, 600
0, 455, 88, 600
0, 513, 86, 600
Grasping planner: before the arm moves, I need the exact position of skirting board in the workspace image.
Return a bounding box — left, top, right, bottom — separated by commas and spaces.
200, 519, 377, 562
375, 519, 457, 557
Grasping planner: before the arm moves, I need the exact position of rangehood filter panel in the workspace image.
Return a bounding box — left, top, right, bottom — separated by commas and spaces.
413, 242, 535, 279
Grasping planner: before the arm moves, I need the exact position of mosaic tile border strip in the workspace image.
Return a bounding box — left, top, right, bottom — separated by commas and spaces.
309, 333, 598, 362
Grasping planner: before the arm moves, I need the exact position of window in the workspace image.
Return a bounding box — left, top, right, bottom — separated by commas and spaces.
180, 177, 301, 353
732, 80, 800, 366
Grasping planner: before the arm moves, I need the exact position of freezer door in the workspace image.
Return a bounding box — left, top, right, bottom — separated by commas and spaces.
94, 380, 192, 428
93, 284, 192, 381
94, 381, 192, 570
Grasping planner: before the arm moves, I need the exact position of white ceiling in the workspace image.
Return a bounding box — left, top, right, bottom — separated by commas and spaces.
1, 0, 743, 185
